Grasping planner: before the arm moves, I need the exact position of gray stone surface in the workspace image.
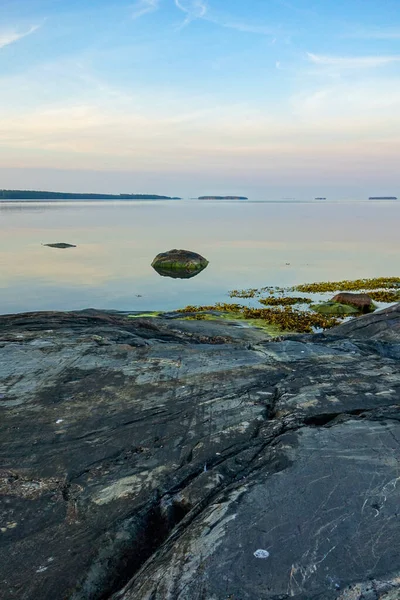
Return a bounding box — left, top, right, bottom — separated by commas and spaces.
0, 307, 400, 600
328, 302, 400, 341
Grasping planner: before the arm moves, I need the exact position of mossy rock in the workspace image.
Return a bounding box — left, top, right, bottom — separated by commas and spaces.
312, 302, 359, 315
331, 292, 376, 312
152, 249, 209, 279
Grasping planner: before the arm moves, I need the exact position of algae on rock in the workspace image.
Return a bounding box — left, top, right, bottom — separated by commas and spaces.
312, 302, 359, 316
152, 249, 209, 279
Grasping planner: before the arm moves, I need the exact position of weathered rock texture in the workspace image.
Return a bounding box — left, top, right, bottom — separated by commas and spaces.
1, 305, 400, 600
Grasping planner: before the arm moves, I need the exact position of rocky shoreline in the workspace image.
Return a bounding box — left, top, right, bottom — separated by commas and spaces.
1, 305, 400, 599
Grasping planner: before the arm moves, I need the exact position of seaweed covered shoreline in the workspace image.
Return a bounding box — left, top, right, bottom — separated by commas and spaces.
176, 277, 400, 334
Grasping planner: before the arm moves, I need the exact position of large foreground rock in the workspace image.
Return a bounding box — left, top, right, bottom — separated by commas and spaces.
1, 306, 400, 600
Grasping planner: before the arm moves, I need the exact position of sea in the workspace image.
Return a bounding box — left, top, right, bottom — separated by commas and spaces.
0, 199, 398, 315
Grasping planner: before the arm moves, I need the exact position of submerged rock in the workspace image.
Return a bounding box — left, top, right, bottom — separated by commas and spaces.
151, 249, 208, 279
43, 242, 76, 249
0, 305, 400, 599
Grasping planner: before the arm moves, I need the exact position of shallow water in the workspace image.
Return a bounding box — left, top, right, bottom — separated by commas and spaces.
0, 199, 398, 314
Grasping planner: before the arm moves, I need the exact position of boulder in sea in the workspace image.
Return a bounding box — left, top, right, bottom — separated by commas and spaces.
331, 292, 375, 312
313, 301, 359, 315
43, 243, 76, 249
151, 249, 209, 279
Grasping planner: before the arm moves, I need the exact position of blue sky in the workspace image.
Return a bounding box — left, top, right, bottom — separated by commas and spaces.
0, 0, 399, 198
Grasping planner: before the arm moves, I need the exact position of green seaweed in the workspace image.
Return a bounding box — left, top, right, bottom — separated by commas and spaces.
366, 290, 400, 303
173, 277, 400, 334
177, 303, 340, 333
258, 296, 312, 307
293, 277, 400, 293
229, 286, 284, 298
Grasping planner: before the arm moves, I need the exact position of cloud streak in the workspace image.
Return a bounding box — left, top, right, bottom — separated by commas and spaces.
307, 52, 400, 69
219, 20, 277, 35
345, 28, 400, 40
175, 0, 207, 27
174, 1, 279, 37
0, 25, 40, 50
131, 0, 160, 20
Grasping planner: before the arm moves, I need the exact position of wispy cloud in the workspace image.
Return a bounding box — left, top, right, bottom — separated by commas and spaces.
175, 0, 208, 28
292, 78, 400, 120
174, 1, 279, 37
307, 52, 400, 69
219, 21, 277, 35
344, 28, 400, 40
0, 25, 40, 50
131, 0, 160, 19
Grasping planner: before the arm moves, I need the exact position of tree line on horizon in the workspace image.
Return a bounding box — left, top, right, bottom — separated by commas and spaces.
0, 190, 180, 200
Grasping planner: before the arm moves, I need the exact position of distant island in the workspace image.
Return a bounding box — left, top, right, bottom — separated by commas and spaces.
315, 197, 327, 200
0, 190, 181, 200
368, 196, 397, 200
198, 196, 248, 200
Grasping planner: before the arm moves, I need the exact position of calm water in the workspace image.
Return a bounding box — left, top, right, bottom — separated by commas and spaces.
0, 199, 399, 314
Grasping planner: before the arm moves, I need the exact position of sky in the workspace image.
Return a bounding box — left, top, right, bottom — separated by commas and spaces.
0, 0, 399, 198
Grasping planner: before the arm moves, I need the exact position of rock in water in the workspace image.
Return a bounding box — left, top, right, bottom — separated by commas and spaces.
331, 292, 375, 312
43, 243, 76, 249
151, 249, 208, 279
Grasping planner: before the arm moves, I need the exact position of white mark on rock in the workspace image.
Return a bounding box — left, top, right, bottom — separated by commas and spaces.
56, 419, 64, 424
36, 566, 48, 573
254, 549, 270, 559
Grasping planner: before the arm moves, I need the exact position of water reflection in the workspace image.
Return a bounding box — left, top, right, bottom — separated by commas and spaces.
0, 200, 399, 314
152, 263, 208, 279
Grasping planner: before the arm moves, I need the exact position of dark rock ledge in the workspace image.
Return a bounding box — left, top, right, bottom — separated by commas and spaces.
1, 304, 400, 600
